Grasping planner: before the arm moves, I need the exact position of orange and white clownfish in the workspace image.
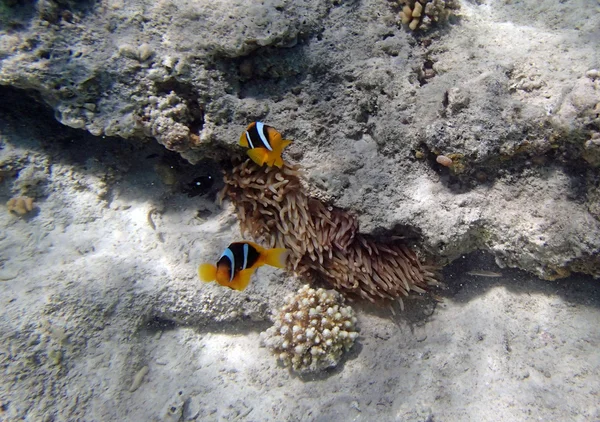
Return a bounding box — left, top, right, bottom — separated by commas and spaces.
198, 241, 289, 291
239, 122, 292, 168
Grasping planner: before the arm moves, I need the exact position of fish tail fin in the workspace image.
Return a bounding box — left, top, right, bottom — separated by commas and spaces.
198, 263, 217, 282
262, 248, 289, 268
246, 148, 268, 167
231, 268, 255, 291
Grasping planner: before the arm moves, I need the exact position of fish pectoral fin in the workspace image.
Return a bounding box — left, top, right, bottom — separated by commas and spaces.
230, 268, 256, 291
246, 148, 268, 166
198, 263, 217, 282
262, 248, 289, 268
273, 155, 284, 168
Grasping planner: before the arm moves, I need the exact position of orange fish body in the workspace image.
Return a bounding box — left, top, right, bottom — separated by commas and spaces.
239, 122, 292, 168
198, 241, 288, 291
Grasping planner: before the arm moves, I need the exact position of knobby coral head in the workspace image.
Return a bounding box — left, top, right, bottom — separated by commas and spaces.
260, 285, 359, 374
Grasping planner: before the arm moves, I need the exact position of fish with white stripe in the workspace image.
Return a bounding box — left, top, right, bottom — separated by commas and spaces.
198, 241, 289, 291
239, 122, 292, 168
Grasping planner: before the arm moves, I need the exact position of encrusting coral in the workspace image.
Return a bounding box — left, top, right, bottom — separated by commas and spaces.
221, 160, 438, 305
398, 0, 459, 31
260, 284, 359, 374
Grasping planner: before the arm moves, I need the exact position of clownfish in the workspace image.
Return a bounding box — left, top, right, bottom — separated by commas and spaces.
198, 241, 289, 291
239, 122, 292, 168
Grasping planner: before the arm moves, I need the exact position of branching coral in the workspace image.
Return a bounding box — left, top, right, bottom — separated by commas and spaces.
260, 284, 359, 374
221, 160, 438, 303
398, 0, 459, 31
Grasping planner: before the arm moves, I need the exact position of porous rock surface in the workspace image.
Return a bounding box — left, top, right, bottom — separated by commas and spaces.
1, 0, 599, 280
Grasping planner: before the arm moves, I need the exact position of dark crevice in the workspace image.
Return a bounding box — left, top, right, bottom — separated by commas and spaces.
0, 84, 223, 201
0, 85, 54, 121
417, 58, 436, 86
141, 316, 178, 333
0, 0, 37, 31
37, 0, 99, 25
371, 223, 424, 246
440, 250, 600, 308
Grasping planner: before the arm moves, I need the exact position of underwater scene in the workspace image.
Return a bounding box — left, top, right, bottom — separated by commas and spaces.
1, 0, 600, 420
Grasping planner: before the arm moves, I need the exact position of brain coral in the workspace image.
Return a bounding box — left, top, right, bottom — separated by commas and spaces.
260, 285, 359, 374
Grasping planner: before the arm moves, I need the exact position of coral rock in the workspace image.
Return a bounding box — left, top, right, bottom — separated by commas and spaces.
7, 196, 34, 215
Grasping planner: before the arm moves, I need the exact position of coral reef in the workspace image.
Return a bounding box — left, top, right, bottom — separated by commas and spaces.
6, 196, 34, 215
398, 0, 459, 31
221, 160, 438, 303
260, 285, 359, 374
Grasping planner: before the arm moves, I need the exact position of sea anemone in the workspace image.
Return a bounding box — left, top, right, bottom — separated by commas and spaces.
220, 160, 438, 304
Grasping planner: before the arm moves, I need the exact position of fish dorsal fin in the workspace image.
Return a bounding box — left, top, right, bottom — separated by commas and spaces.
243, 241, 264, 254
265, 126, 282, 145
